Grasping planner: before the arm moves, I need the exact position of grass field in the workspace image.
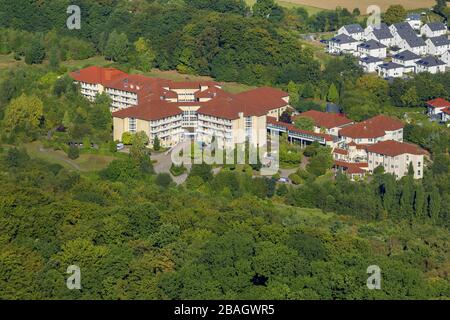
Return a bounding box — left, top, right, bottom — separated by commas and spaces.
18, 141, 117, 172
135, 68, 256, 94
275, 0, 435, 12
245, 0, 323, 15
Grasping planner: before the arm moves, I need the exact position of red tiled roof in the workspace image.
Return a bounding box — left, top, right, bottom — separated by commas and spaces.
195, 86, 231, 99
166, 81, 218, 90
71, 67, 289, 122
339, 115, 404, 139
235, 87, 289, 113
69, 66, 127, 85
426, 98, 450, 109
366, 140, 428, 157
294, 110, 353, 129
333, 148, 349, 155
334, 161, 368, 174
442, 108, 450, 115
112, 99, 183, 121
266, 117, 334, 142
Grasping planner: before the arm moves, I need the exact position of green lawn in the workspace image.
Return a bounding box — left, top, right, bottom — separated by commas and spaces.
245, 0, 324, 15
0, 53, 24, 72
134, 68, 256, 94
61, 56, 112, 71
16, 141, 117, 172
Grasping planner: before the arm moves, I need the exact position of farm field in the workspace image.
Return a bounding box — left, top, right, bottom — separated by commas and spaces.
275, 0, 435, 12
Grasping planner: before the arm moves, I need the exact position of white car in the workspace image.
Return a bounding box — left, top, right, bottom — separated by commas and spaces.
116, 143, 125, 151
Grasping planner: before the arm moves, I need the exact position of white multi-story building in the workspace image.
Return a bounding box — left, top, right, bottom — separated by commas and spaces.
338, 24, 365, 41
442, 50, 450, 67
426, 36, 450, 56
359, 56, 384, 73
377, 62, 405, 78
328, 34, 360, 54
392, 50, 421, 73
405, 13, 423, 31
421, 22, 447, 38
365, 25, 394, 47
366, 140, 427, 179
70, 66, 127, 102
71, 67, 290, 149
415, 56, 447, 74
357, 40, 387, 58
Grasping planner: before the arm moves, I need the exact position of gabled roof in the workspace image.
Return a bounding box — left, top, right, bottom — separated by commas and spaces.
339, 115, 404, 139
334, 161, 367, 174
330, 34, 358, 44
427, 36, 450, 47
379, 62, 404, 70
392, 22, 415, 33
416, 56, 446, 67
426, 98, 450, 108
69, 66, 127, 85
294, 110, 353, 129
371, 27, 394, 40
112, 99, 183, 121
358, 39, 387, 50
424, 22, 447, 32
393, 50, 420, 61
400, 31, 426, 47
366, 140, 428, 157
342, 24, 364, 34
407, 13, 421, 21
360, 55, 384, 64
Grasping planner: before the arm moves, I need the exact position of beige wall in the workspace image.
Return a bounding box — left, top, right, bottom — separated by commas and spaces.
368, 152, 424, 179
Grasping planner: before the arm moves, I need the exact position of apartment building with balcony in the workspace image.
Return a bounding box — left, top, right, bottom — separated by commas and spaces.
366, 140, 428, 179
71, 67, 290, 149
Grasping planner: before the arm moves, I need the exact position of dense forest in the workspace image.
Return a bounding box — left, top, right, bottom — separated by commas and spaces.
0, 146, 449, 299
0, 0, 449, 299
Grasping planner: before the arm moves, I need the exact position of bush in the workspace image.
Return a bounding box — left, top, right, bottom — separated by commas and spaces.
155, 173, 172, 188
67, 145, 79, 160
170, 163, 187, 176
289, 173, 303, 185
122, 132, 133, 145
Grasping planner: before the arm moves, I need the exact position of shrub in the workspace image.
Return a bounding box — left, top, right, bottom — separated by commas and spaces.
170, 163, 187, 176
67, 145, 79, 160
155, 173, 172, 188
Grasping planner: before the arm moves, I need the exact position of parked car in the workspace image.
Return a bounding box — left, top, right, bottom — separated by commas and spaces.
116, 143, 125, 151
278, 177, 290, 184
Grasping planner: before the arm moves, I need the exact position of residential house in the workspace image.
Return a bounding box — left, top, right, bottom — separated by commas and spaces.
421, 22, 447, 38
357, 40, 387, 58
392, 50, 421, 73
426, 98, 450, 121
390, 22, 416, 45
405, 13, 423, 31
442, 50, 450, 67
359, 56, 384, 73
365, 23, 394, 47
328, 34, 360, 54
426, 36, 450, 56
366, 140, 428, 179
338, 24, 365, 41
398, 31, 427, 56
415, 56, 447, 74
377, 62, 405, 78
